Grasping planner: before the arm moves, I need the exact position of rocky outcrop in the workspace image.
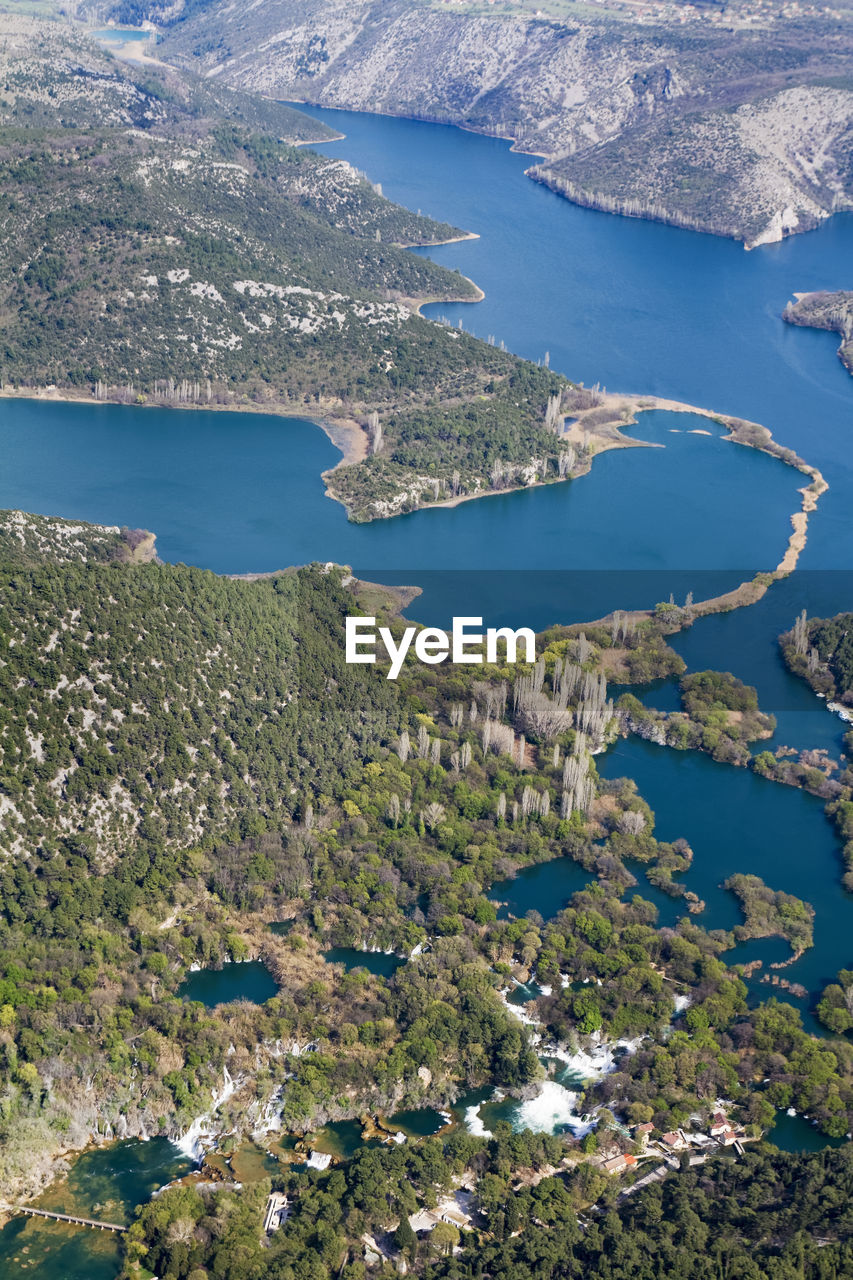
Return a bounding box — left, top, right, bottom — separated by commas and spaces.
157, 0, 853, 244
784, 290, 853, 375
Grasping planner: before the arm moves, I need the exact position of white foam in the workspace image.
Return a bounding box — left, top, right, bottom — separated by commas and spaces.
464, 1102, 493, 1138
512, 1081, 593, 1137
546, 1034, 640, 1082
500, 989, 541, 1029
306, 1150, 333, 1170
174, 1065, 241, 1161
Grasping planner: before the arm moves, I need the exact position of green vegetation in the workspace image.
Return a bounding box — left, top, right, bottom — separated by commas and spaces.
0, 14, 580, 522
782, 610, 853, 706
3, 546, 853, 1215
428, 1144, 853, 1280
123, 1139, 853, 1279
329, 365, 578, 520
818, 969, 853, 1035
0, 510, 147, 566
725, 873, 815, 956
779, 611, 853, 887
618, 669, 775, 766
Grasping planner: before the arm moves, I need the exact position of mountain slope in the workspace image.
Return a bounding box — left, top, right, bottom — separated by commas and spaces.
0, 13, 578, 520
153, 0, 853, 245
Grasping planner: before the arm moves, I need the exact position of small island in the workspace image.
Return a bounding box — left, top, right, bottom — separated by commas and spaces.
725, 874, 815, 960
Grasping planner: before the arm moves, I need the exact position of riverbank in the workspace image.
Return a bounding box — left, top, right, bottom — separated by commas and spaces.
399, 230, 480, 250
422, 390, 826, 585
0, 383, 376, 505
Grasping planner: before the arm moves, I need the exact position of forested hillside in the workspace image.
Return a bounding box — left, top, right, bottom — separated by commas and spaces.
0, 13, 578, 521
3, 534, 853, 1218
0, 544, 398, 870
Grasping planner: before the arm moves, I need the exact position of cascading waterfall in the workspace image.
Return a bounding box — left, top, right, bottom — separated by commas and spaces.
490, 981, 640, 1136
174, 1064, 241, 1162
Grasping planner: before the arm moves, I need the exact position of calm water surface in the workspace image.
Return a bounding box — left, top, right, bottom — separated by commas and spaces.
0, 1140, 190, 1280
177, 960, 279, 1006
3, 101, 853, 1268
323, 947, 405, 977
770, 1111, 848, 1153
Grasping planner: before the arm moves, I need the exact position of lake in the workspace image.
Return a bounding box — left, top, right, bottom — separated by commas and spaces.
3, 95, 853, 1270
323, 947, 406, 977
177, 960, 279, 1007
91, 27, 156, 44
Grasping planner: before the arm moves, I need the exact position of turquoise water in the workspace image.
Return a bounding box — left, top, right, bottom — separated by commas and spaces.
0, 1139, 190, 1279
92, 27, 156, 43
385, 1107, 447, 1137
769, 1111, 848, 1153
3, 98, 853, 1268
598, 735, 846, 1029
177, 960, 279, 1006
506, 980, 548, 1006
488, 858, 594, 922
323, 947, 405, 977
311, 1119, 372, 1159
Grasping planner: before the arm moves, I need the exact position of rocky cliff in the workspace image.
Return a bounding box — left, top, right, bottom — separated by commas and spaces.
155, 0, 853, 245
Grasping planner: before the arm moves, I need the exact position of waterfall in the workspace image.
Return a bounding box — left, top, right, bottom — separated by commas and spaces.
174, 1065, 242, 1162
306, 1151, 332, 1170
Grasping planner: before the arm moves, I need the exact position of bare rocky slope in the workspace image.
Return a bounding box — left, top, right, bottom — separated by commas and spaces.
151, 0, 853, 246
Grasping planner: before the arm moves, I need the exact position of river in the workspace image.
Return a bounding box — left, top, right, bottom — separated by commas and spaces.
2, 98, 853, 1271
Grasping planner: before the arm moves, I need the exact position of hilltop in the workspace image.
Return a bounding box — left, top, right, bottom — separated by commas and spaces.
149, 0, 853, 246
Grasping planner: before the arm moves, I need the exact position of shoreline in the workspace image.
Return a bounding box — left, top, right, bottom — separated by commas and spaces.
265, 95, 835, 249
0, 383, 827, 584
397, 230, 480, 250
411, 390, 826, 557
412, 276, 484, 311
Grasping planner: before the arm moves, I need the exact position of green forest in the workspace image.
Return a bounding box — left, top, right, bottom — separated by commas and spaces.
1, 522, 853, 1272
782, 611, 853, 705
1, 16, 852, 1271
128, 1143, 853, 1280
0, 17, 579, 522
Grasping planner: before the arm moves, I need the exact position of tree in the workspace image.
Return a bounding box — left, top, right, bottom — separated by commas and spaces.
430, 1222, 460, 1255
394, 1214, 418, 1261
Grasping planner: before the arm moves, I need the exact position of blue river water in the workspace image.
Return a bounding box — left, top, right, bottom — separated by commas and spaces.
1, 100, 851, 991
2, 98, 853, 1263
